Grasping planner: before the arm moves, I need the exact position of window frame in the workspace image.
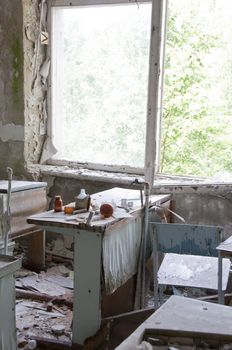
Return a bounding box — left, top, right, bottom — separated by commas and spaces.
47, 0, 167, 185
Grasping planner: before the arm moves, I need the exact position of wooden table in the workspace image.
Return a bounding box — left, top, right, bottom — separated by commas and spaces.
0, 181, 47, 269
27, 187, 171, 345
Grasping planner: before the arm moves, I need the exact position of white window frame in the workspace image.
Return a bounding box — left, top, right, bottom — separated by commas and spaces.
46, 0, 167, 186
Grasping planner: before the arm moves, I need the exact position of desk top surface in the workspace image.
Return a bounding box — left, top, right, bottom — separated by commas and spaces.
0, 180, 47, 193
0, 255, 22, 278
217, 235, 232, 253
158, 253, 230, 290
117, 295, 232, 349
27, 187, 170, 232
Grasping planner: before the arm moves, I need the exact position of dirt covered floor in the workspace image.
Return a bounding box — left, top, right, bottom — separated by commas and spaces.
15, 253, 74, 350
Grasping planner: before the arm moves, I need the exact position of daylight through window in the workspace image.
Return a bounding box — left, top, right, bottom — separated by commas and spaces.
51, 2, 151, 170
50, 0, 232, 182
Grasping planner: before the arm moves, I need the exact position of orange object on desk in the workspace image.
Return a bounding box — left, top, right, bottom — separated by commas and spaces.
100, 203, 114, 218
64, 206, 75, 214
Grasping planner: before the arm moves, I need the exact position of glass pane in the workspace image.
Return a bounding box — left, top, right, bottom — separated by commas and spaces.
52, 3, 151, 168
161, 0, 232, 179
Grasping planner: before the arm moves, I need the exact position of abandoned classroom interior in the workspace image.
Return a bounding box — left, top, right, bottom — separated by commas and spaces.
1, 0, 232, 349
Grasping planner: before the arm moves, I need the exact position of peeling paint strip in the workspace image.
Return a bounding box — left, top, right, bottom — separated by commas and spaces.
0, 122, 24, 142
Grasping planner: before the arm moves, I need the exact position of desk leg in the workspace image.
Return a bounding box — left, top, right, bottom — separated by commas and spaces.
152, 231, 159, 310
23, 229, 45, 271
218, 251, 224, 304
72, 230, 102, 345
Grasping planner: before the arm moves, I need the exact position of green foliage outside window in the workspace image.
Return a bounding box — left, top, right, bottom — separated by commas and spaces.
54, 0, 232, 178
161, 0, 232, 178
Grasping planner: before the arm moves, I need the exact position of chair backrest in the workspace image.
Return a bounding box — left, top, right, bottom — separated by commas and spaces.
150, 222, 223, 257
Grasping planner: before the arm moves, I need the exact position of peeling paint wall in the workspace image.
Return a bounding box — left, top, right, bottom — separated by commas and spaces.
0, 0, 25, 179
0, 122, 24, 142
23, 0, 47, 165
0, 0, 48, 179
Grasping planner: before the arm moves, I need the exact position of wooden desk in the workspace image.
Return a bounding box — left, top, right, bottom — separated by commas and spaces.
27, 187, 171, 345
0, 181, 47, 269
116, 295, 232, 349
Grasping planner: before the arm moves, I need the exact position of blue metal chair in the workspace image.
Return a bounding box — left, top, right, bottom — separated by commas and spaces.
149, 223, 230, 308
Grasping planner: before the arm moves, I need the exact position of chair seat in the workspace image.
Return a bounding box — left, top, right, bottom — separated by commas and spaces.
158, 253, 230, 291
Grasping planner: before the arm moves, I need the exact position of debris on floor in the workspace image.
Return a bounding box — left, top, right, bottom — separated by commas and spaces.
15, 263, 74, 349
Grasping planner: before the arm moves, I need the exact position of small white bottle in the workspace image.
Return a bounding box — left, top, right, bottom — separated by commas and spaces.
78, 189, 87, 199
75, 189, 90, 210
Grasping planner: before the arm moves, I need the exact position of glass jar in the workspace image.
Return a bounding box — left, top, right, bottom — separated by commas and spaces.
54, 195, 63, 212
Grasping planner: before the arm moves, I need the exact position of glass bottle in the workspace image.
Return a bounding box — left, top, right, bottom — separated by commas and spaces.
54, 195, 63, 212
75, 189, 90, 210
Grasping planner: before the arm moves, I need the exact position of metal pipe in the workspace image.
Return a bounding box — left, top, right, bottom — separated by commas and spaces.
218, 251, 224, 304
4, 167, 13, 255
131, 178, 150, 308
141, 181, 150, 307
152, 226, 159, 309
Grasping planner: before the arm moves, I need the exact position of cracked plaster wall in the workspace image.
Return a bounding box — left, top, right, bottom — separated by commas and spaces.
23, 0, 47, 165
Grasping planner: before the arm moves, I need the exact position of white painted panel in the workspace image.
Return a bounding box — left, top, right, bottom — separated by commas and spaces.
103, 215, 142, 293
0, 273, 18, 350
72, 230, 102, 345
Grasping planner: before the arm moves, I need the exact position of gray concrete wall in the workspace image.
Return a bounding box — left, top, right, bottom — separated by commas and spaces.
0, 0, 25, 179
42, 174, 128, 208
172, 192, 232, 236
0, 0, 47, 179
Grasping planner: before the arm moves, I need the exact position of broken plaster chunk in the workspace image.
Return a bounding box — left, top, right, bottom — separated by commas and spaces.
17, 337, 27, 348
51, 324, 65, 335
25, 25, 36, 42
58, 264, 71, 277
46, 302, 53, 312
